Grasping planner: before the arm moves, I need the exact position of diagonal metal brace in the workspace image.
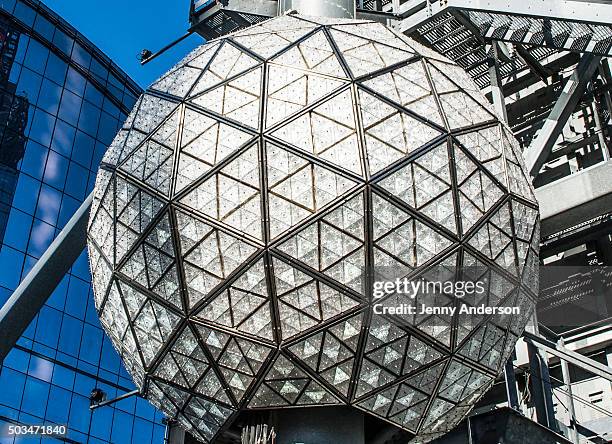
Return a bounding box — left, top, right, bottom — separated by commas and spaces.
0, 192, 92, 363
523, 53, 602, 179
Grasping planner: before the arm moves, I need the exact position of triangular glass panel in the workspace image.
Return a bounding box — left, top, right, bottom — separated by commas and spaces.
361, 60, 444, 127
273, 258, 360, 340
372, 193, 453, 269
457, 321, 507, 371
333, 22, 416, 51
271, 30, 347, 78
131, 297, 181, 367
191, 67, 262, 129
180, 144, 263, 241
175, 209, 259, 309
266, 64, 346, 128
249, 354, 339, 407
277, 193, 365, 293
114, 176, 165, 264
129, 94, 178, 136
175, 108, 255, 195
266, 142, 360, 239
182, 396, 234, 442
196, 259, 274, 342
231, 18, 316, 59
358, 88, 442, 173
329, 29, 415, 78
189, 41, 260, 96
151, 64, 202, 98
89, 170, 115, 260
271, 89, 363, 176
288, 313, 362, 397
455, 144, 506, 234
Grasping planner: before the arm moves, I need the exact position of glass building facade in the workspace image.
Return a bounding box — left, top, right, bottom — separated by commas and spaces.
0, 1, 167, 442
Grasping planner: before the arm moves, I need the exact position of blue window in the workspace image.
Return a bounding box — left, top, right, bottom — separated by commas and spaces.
65, 275, 88, 319
84, 82, 103, 107
78, 101, 102, 137
65, 67, 86, 97
33, 306, 62, 350
99, 336, 120, 374
58, 90, 82, 125
90, 404, 113, 441
0, 367, 26, 409
102, 96, 120, 118
71, 43, 91, 71
29, 109, 55, 147
111, 410, 134, 444
47, 275, 68, 311
0, 245, 24, 289
20, 140, 48, 180
14, 1, 36, 27
51, 364, 75, 391
13, 174, 40, 215
3, 208, 33, 251
58, 314, 83, 357
17, 67, 42, 103
132, 417, 153, 444
14, 34, 29, 65
23, 38, 49, 74
68, 393, 90, 432
46, 385, 71, 424
21, 376, 50, 418
35, 184, 62, 225
71, 130, 94, 169
71, 250, 90, 282
52, 29, 74, 57
33, 15, 54, 42
45, 53, 68, 85
26, 218, 54, 258
92, 141, 107, 170
78, 324, 102, 365
51, 119, 76, 158
98, 111, 119, 145
64, 161, 88, 200
57, 193, 79, 228
38, 79, 62, 115
42, 151, 68, 190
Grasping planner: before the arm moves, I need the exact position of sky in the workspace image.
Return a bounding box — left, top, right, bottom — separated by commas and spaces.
43, 0, 204, 88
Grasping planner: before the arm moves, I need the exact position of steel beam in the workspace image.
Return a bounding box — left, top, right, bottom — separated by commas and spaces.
523, 53, 602, 179
0, 192, 92, 363
504, 357, 520, 410
527, 341, 558, 431
558, 338, 579, 444
523, 331, 612, 383
488, 42, 508, 123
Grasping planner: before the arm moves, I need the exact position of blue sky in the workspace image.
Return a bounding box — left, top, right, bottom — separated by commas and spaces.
43, 0, 204, 88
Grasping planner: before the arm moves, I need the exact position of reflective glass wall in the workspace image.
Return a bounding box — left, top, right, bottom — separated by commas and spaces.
0, 1, 167, 442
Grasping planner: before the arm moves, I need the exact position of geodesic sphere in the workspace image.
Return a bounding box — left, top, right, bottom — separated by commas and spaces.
87, 14, 540, 444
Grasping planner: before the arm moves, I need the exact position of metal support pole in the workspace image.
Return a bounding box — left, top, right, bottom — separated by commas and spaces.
0, 192, 92, 363
89, 389, 140, 411
523, 53, 602, 179
504, 355, 520, 410
488, 42, 508, 123
527, 341, 558, 431
558, 339, 579, 444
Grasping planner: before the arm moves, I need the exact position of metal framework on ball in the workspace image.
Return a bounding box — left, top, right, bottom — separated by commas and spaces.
87, 14, 540, 444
